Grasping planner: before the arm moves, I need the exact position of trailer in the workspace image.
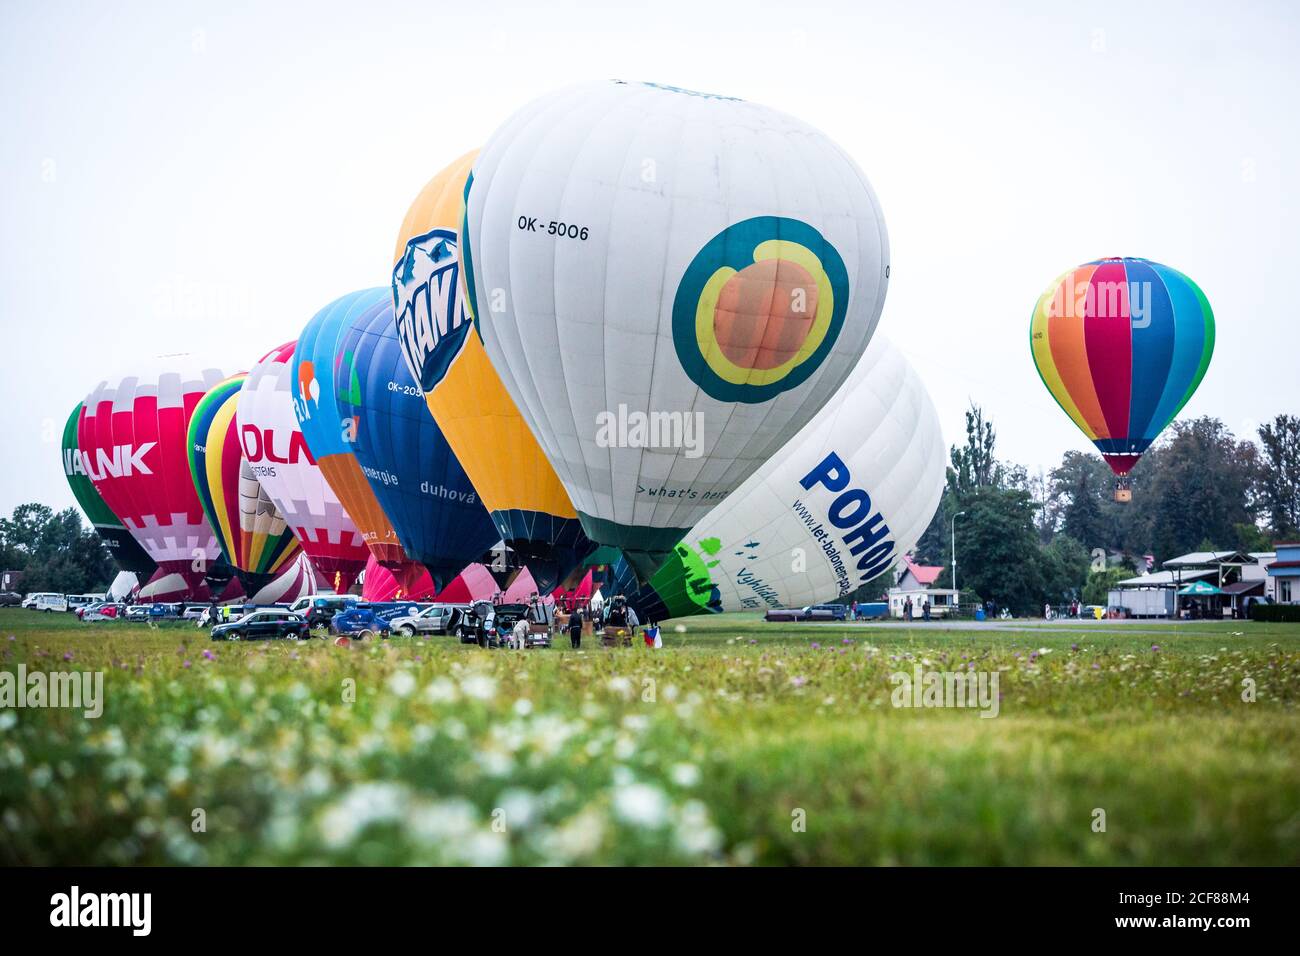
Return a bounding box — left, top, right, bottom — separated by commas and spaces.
1109, 587, 1173, 618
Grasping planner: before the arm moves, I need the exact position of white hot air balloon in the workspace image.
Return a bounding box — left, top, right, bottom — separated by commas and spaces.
614, 335, 944, 618
462, 80, 890, 579
237, 342, 369, 593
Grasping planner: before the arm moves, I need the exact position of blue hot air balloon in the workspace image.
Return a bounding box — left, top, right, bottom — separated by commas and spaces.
334, 290, 500, 590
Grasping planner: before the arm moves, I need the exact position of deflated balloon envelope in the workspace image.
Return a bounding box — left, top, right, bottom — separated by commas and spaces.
392, 149, 593, 595
461, 80, 890, 580
238, 342, 370, 593
333, 287, 500, 591
1029, 256, 1215, 477
608, 336, 945, 621
80, 357, 228, 595
187, 373, 302, 595
62, 402, 157, 577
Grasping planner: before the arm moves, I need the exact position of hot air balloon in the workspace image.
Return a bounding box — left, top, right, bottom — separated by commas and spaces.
1030, 257, 1215, 500
293, 291, 418, 584
392, 150, 594, 593
609, 335, 944, 620
62, 402, 157, 577
187, 373, 301, 595
80, 358, 227, 595
461, 80, 890, 579
333, 288, 500, 590
238, 342, 369, 592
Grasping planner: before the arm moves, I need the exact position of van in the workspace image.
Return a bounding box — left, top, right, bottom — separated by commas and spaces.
23, 593, 68, 612
67, 594, 106, 611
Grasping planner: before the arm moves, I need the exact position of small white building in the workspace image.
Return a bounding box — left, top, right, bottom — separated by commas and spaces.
888, 557, 958, 619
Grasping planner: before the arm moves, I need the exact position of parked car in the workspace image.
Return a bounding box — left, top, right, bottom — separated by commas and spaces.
66, 593, 106, 613
83, 603, 124, 621
806, 604, 847, 621
180, 603, 209, 621
389, 603, 466, 637
0, 592, 22, 607
23, 593, 68, 612
122, 605, 152, 621
330, 604, 391, 639
304, 595, 362, 630
456, 601, 550, 648
764, 606, 810, 622
210, 609, 310, 641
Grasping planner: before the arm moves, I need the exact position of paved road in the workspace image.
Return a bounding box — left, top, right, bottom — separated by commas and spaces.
798, 618, 1237, 633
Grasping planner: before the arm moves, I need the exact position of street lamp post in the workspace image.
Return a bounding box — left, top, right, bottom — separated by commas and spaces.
951, 511, 967, 611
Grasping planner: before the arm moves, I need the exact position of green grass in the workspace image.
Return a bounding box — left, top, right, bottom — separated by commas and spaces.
1, 608, 1297, 865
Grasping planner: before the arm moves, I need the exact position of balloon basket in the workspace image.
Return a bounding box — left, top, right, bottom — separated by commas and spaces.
1114, 478, 1132, 503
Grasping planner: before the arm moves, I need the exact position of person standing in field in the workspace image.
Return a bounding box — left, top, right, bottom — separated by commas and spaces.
922, 597, 930, 622
568, 607, 583, 649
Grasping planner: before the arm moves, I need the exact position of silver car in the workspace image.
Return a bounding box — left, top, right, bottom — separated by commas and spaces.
389, 603, 465, 637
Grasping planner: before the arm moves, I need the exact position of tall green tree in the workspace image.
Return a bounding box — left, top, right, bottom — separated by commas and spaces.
0, 503, 112, 594
952, 486, 1046, 615
1054, 452, 1108, 552
1256, 414, 1300, 538
947, 402, 1003, 496
1136, 418, 1256, 559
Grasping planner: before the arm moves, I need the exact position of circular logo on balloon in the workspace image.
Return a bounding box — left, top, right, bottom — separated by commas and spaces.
672, 216, 849, 404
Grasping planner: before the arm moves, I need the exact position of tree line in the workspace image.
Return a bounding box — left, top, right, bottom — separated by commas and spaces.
0, 504, 114, 595
900, 408, 1300, 615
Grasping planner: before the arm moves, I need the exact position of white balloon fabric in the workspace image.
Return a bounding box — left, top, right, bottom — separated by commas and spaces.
462, 80, 890, 578
236, 342, 369, 592
623, 335, 944, 617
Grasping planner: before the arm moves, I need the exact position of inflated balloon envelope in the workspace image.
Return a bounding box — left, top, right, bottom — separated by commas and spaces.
333, 288, 501, 591
1030, 257, 1214, 483
80, 356, 228, 595
392, 150, 593, 593
461, 80, 890, 581
187, 373, 302, 595
294, 291, 416, 578
62, 402, 157, 577
238, 342, 369, 593
608, 335, 945, 620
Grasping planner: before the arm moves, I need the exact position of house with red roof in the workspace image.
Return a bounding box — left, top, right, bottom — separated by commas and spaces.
888, 556, 958, 619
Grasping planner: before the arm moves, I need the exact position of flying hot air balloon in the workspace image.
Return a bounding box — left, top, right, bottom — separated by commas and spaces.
293, 291, 419, 586
608, 335, 944, 620
80, 357, 227, 595
62, 402, 157, 577
392, 150, 593, 594
186, 374, 302, 595
238, 342, 369, 592
461, 80, 890, 579
1030, 257, 1215, 500
333, 289, 500, 590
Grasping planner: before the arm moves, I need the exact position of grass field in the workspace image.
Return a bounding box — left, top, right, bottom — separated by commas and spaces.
2, 607, 1298, 865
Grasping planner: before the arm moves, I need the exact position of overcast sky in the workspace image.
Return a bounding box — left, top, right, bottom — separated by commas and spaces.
2, 0, 1296, 518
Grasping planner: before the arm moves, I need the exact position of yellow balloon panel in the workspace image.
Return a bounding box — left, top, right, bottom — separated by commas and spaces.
393, 150, 577, 522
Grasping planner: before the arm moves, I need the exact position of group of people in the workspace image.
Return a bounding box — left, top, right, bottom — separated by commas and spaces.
562, 595, 660, 649
900, 595, 932, 621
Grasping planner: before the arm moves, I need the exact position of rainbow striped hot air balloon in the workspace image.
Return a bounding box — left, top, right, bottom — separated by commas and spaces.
187, 374, 302, 594
1030, 257, 1214, 490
